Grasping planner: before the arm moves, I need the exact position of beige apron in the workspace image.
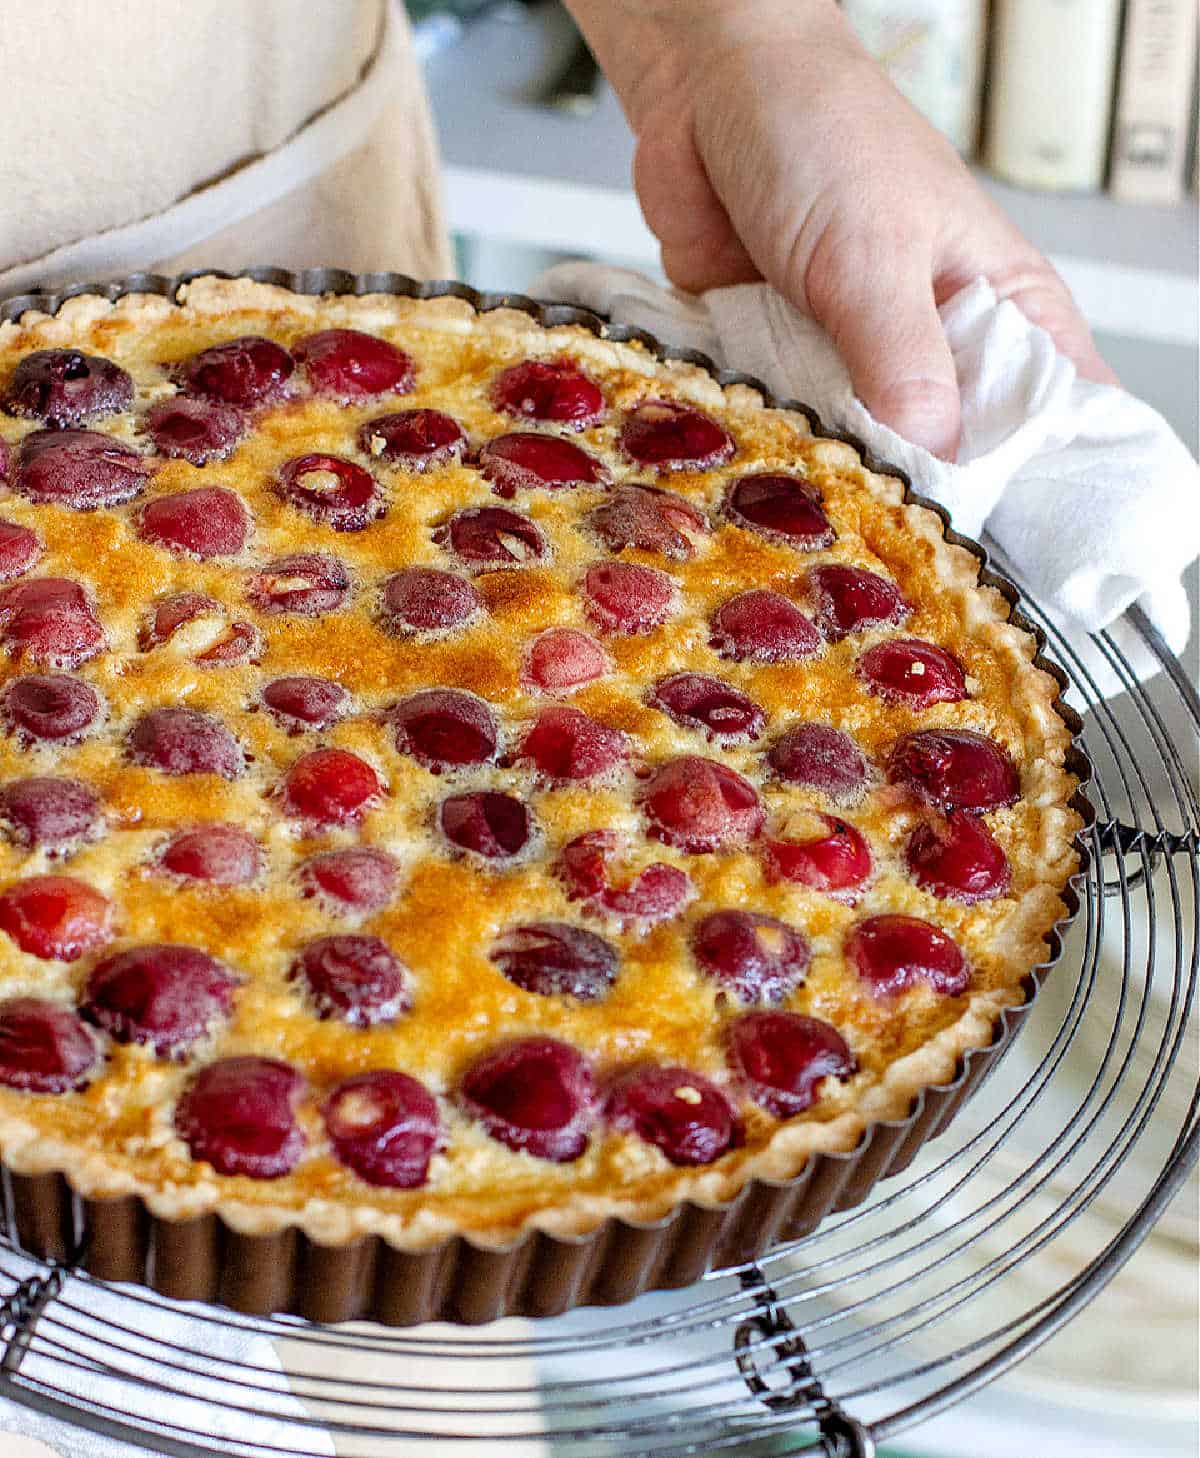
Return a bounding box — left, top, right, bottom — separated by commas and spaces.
0, 0, 451, 294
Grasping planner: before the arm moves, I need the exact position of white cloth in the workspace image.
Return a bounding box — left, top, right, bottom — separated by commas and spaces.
535, 263, 1200, 695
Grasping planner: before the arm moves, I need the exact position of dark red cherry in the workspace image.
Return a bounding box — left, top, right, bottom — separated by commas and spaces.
16, 429, 152, 510
291, 935, 409, 1026
439, 791, 531, 859
4, 675, 100, 742
323, 1071, 441, 1188
276, 453, 382, 532
846, 914, 970, 998
858, 638, 966, 707
906, 812, 1011, 902
281, 748, 382, 825
261, 676, 348, 731
83, 944, 237, 1055
176, 335, 294, 409
588, 483, 708, 561
0, 777, 100, 851
298, 848, 399, 912
435, 506, 548, 570
381, 567, 481, 635
808, 563, 910, 641
767, 723, 869, 801
710, 590, 821, 663
246, 553, 350, 616
606, 1065, 736, 1165
128, 709, 242, 779
460, 1036, 596, 1162
0, 521, 41, 583
649, 673, 765, 743
886, 729, 1020, 813
492, 358, 603, 426
140, 591, 219, 650
359, 409, 466, 471
641, 756, 763, 852
582, 560, 675, 634
521, 627, 608, 694
139, 485, 251, 558
294, 328, 413, 400
390, 689, 497, 771
0, 578, 104, 668
728, 1011, 856, 1117
0, 998, 99, 1092
143, 396, 245, 464
517, 705, 628, 782
160, 825, 260, 885
3, 349, 133, 426
725, 474, 833, 549
175, 1056, 306, 1178
557, 831, 692, 926
691, 909, 810, 1004
490, 922, 618, 1001
479, 431, 608, 497
0, 875, 111, 961
620, 399, 734, 470
765, 814, 872, 894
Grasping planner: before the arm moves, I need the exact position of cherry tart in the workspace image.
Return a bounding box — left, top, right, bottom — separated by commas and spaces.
0, 277, 1081, 1322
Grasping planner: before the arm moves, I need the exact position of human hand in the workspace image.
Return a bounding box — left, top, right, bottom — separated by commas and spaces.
565, 0, 1116, 459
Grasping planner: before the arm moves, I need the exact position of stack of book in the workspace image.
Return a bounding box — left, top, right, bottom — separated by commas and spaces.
841, 1, 1198, 204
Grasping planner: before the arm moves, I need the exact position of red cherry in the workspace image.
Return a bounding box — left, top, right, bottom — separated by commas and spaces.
294, 328, 413, 400
521, 627, 609, 694
808, 563, 910, 641
710, 590, 821, 663
728, 1010, 856, 1117
517, 705, 628, 782
0, 875, 111, 961
0, 998, 99, 1092
143, 396, 245, 464
846, 914, 970, 998
323, 1071, 441, 1188
16, 429, 153, 510
261, 676, 348, 731
0, 777, 101, 852
83, 944, 237, 1055
906, 812, 1011, 903
490, 922, 618, 1001
649, 673, 765, 743
390, 689, 497, 771
291, 935, 409, 1026
0, 521, 41, 583
439, 791, 532, 859
764, 815, 872, 894
128, 709, 243, 779
767, 723, 869, 801
139, 486, 251, 558
3, 349, 132, 426
491, 358, 603, 426
460, 1036, 596, 1162
246, 553, 350, 616
691, 909, 810, 1004
479, 431, 608, 496
276, 453, 382, 532
725, 474, 833, 550
140, 592, 219, 650
281, 748, 382, 825
4, 675, 100, 743
358, 409, 466, 471
193, 620, 262, 668
0, 578, 104, 668
582, 560, 676, 634
435, 506, 548, 570
858, 638, 966, 707
298, 848, 399, 912
176, 335, 294, 409
620, 399, 734, 470
557, 831, 692, 926
641, 755, 763, 852
381, 567, 482, 635
606, 1065, 737, 1165
886, 729, 1020, 813
588, 483, 708, 561
160, 825, 260, 885
175, 1056, 306, 1178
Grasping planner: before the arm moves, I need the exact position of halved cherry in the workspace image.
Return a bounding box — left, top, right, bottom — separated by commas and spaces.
588, 483, 708, 561
479, 432, 608, 496
128, 709, 243, 779
381, 567, 481, 635
641, 756, 763, 852
491, 358, 603, 426
0, 579, 104, 668
0, 875, 111, 961
517, 705, 628, 782
261, 676, 348, 731
691, 909, 810, 1004
906, 812, 1011, 903
175, 335, 294, 409
0, 777, 100, 851
139, 486, 251, 558
390, 689, 497, 771
140, 592, 220, 651
582, 560, 675, 634
728, 1010, 856, 1117
439, 791, 532, 860
298, 848, 399, 912
648, 673, 764, 743
807, 563, 910, 641
846, 914, 970, 998
490, 922, 618, 1001
557, 831, 692, 926
143, 396, 245, 464
175, 1056, 306, 1178
276, 453, 382, 532
858, 638, 966, 708
767, 723, 869, 801
0, 998, 99, 1092
710, 590, 821, 663
606, 1065, 737, 1165
246, 553, 350, 615
3, 349, 133, 426
358, 409, 466, 471
280, 748, 382, 825
521, 627, 609, 694
764, 813, 872, 894
620, 399, 734, 471
159, 825, 260, 885
886, 729, 1020, 813
434, 506, 548, 570
323, 1071, 441, 1188
290, 935, 409, 1026
83, 944, 237, 1055
4, 675, 100, 743
16, 429, 153, 510
0, 521, 41, 583
725, 474, 833, 550
460, 1036, 596, 1161
294, 328, 413, 400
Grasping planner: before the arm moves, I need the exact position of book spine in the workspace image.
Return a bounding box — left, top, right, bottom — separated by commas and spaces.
1110, 0, 1199, 204
984, 0, 1125, 190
